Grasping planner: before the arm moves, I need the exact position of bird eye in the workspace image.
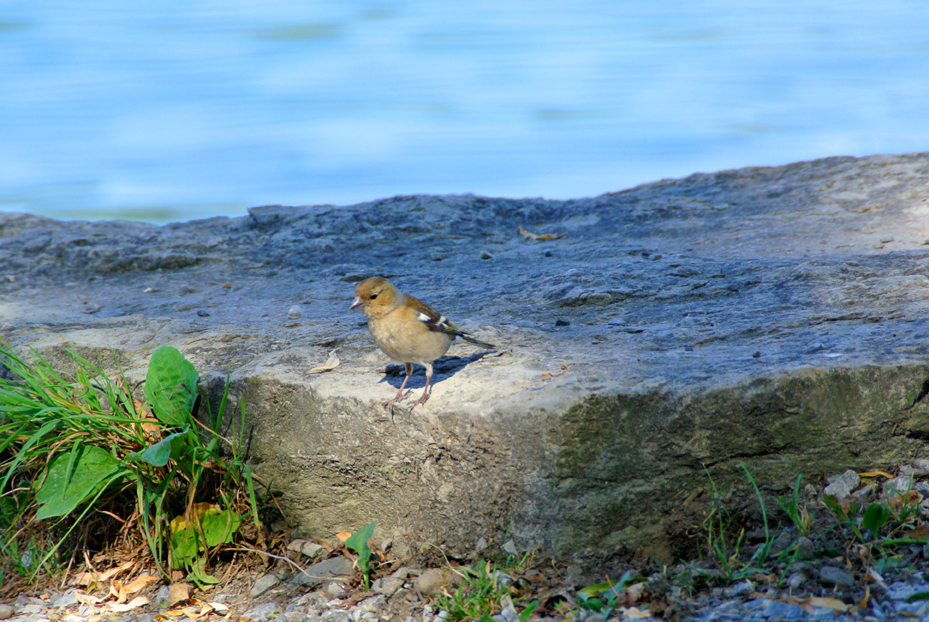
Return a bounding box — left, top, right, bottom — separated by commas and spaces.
370, 293, 378, 300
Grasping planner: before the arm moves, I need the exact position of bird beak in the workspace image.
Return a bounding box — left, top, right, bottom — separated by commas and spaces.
349, 296, 364, 311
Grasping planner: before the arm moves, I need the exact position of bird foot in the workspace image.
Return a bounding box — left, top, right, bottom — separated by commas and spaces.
408, 391, 431, 409
384, 390, 411, 408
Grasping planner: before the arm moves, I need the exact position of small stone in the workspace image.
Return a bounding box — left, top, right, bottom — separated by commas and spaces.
884, 475, 915, 499
787, 573, 805, 590
502, 539, 518, 556
291, 556, 355, 587
242, 603, 283, 622
0, 604, 12, 619
287, 539, 308, 553
763, 598, 807, 620
372, 576, 404, 596
250, 573, 281, 598
287, 305, 302, 320
724, 579, 754, 598
555, 319, 570, 327
358, 595, 386, 612
480, 250, 494, 260
321, 611, 352, 622
818, 565, 855, 587
543, 250, 553, 257
414, 569, 461, 597
301, 541, 325, 559
52, 589, 80, 608
324, 581, 348, 597
824, 469, 860, 500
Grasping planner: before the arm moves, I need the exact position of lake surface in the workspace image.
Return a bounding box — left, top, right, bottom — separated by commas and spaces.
2, 1, 928, 224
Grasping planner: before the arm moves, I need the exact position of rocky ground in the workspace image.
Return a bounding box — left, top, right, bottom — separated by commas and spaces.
6, 461, 929, 622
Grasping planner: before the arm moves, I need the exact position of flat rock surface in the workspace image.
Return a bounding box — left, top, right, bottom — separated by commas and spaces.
2, 152, 929, 562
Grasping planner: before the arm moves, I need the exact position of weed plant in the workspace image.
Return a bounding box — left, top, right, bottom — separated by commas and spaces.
0, 343, 264, 587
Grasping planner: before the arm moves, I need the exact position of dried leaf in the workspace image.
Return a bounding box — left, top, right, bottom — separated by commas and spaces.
804, 597, 850, 612
310, 348, 341, 373
858, 470, 893, 478
866, 567, 888, 589
106, 596, 150, 612
75, 593, 103, 606
110, 579, 125, 603
905, 524, 929, 540
335, 531, 352, 543
619, 606, 652, 619
125, 575, 159, 594
167, 582, 190, 607
518, 226, 566, 241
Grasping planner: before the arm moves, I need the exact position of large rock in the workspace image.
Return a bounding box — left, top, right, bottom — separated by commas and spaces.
3, 152, 929, 566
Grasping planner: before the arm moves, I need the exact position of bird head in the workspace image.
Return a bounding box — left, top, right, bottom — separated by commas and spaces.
350, 276, 398, 317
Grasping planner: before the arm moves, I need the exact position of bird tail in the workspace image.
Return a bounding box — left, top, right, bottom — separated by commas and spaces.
459, 332, 495, 349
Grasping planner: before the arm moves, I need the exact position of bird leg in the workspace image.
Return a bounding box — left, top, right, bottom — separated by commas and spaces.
409, 364, 434, 408
385, 363, 414, 407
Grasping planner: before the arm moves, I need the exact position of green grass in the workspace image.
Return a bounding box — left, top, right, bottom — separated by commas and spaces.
0, 342, 265, 587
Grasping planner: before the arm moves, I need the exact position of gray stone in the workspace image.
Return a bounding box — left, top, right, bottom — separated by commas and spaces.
324, 581, 348, 598
301, 541, 325, 559
250, 573, 281, 598
6, 153, 929, 569
51, 590, 79, 609
762, 598, 807, 620
414, 568, 460, 597
320, 611, 352, 622
371, 576, 405, 596
824, 469, 860, 500
818, 565, 855, 587
0, 604, 12, 619
291, 557, 355, 587
242, 603, 283, 622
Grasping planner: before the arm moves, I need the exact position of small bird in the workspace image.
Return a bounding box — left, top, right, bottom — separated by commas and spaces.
349, 276, 495, 407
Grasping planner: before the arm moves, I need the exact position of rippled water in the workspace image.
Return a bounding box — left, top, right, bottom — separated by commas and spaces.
1, 1, 928, 224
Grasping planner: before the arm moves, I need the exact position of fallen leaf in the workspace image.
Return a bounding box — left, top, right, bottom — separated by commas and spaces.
866, 567, 888, 590
518, 226, 566, 241
905, 524, 929, 540
805, 597, 850, 612
75, 593, 102, 606
168, 582, 190, 607
310, 348, 341, 373
106, 596, 150, 612
110, 578, 125, 603
858, 470, 893, 478
619, 606, 652, 619
335, 531, 352, 543
125, 575, 159, 594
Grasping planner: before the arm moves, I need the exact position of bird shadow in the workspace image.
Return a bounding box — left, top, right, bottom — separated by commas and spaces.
378, 350, 496, 391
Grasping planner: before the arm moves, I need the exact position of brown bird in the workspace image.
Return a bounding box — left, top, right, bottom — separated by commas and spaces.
349, 277, 495, 407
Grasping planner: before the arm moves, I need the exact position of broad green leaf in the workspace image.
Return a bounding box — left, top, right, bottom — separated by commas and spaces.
35, 445, 123, 520
131, 429, 191, 467
345, 521, 376, 589
170, 526, 200, 568
863, 502, 890, 532
201, 509, 241, 547
145, 346, 199, 426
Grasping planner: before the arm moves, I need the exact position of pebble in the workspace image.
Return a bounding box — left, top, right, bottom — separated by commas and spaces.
242, 602, 282, 622
250, 574, 281, 598
817, 565, 855, 587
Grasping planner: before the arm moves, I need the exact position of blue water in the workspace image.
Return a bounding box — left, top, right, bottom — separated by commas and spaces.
1, 1, 928, 224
